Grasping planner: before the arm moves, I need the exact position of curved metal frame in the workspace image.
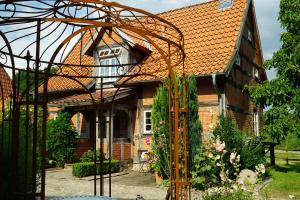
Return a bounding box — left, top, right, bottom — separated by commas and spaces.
0, 1, 189, 199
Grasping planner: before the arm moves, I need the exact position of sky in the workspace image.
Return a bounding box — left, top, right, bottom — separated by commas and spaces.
115, 0, 283, 80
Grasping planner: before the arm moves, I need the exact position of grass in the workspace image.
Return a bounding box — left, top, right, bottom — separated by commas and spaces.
262, 151, 300, 199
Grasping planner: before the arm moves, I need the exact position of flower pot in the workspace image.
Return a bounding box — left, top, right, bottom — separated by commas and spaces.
155, 171, 163, 185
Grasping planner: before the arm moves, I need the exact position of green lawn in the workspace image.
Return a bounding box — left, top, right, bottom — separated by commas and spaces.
262, 151, 300, 199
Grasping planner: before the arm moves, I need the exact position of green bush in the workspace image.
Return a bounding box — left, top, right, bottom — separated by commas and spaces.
46, 112, 78, 167
79, 150, 105, 163
213, 116, 265, 172
190, 147, 218, 190
72, 160, 120, 178
240, 137, 265, 170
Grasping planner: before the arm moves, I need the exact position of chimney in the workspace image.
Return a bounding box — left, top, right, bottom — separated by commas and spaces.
219, 0, 234, 10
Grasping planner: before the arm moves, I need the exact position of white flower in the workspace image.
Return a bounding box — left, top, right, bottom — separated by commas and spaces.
216, 162, 221, 167
230, 152, 237, 164
255, 163, 266, 174
237, 169, 258, 185
214, 138, 226, 152
216, 155, 221, 160
208, 152, 213, 158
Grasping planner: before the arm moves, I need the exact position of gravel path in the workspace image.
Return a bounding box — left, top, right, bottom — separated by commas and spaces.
46, 167, 167, 200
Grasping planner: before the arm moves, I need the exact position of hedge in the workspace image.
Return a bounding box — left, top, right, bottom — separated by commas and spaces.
72, 160, 120, 178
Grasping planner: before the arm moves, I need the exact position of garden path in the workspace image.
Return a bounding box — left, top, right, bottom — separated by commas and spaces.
46, 167, 167, 200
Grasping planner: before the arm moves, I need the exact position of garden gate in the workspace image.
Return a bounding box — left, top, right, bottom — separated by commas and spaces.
0, 1, 189, 199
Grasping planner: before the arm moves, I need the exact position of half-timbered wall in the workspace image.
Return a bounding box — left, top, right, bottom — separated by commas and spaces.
225, 7, 264, 134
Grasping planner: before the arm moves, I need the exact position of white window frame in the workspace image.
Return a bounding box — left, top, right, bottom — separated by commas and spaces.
99, 57, 122, 82
253, 109, 259, 136
98, 47, 124, 83
144, 109, 152, 134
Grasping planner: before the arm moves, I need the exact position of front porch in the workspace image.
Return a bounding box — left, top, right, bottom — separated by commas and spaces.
48, 90, 137, 162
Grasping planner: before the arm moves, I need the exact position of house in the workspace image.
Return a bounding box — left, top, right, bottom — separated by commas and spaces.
45, 0, 266, 163
0, 67, 12, 108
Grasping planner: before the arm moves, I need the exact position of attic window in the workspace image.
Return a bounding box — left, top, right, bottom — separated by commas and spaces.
219, 0, 234, 10
235, 54, 241, 66
99, 47, 122, 58
247, 30, 253, 43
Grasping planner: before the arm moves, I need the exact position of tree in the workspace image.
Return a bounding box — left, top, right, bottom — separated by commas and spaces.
151, 76, 202, 179
187, 76, 202, 168
249, 0, 300, 143
46, 112, 78, 167
151, 84, 170, 179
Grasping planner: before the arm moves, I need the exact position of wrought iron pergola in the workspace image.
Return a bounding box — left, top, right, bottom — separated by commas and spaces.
0, 1, 189, 199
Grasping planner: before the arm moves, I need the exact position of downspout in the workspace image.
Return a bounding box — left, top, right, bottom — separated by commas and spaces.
212, 74, 226, 117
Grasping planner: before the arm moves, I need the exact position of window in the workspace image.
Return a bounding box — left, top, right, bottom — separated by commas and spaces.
99, 47, 121, 58
144, 110, 152, 134
252, 67, 259, 79
247, 30, 253, 43
219, 0, 234, 10
253, 109, 259, 136
99, 57, 120, 82
235, 54, 241, 66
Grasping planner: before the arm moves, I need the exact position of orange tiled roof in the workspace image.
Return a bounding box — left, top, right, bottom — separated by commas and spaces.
46, 0, 248, 92
126, 0, 248, 82
49, 88, 132, 105
0, 67, 12, 103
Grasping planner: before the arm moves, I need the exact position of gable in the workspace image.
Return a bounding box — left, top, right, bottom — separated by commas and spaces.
227, 0, 266, 81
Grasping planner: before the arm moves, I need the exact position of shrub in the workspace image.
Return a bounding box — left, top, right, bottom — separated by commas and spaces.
187, 76, 203, 169
213, 116, 265, 172
240, 137, 265, 170
151, 84, 170, 180
79, 150, 105, 163
72, 160, 120, 178
190, 147, 218, 190
191, 116, 266, 190
46, 112, 78, 167
151, 76, 202, 180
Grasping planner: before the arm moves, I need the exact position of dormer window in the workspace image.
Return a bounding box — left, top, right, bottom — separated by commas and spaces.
98, 47, 125, 83
100, 57, 119, 82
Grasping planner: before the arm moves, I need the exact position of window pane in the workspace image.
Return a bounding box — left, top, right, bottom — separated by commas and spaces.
146, 112, 151, 118
146, 118, 151, 124
146, 125, 152, 131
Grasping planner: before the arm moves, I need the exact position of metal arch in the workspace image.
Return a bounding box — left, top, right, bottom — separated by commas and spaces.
0, 1, 189, 200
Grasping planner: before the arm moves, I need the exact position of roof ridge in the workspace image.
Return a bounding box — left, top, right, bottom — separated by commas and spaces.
157, 0, 217, 15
